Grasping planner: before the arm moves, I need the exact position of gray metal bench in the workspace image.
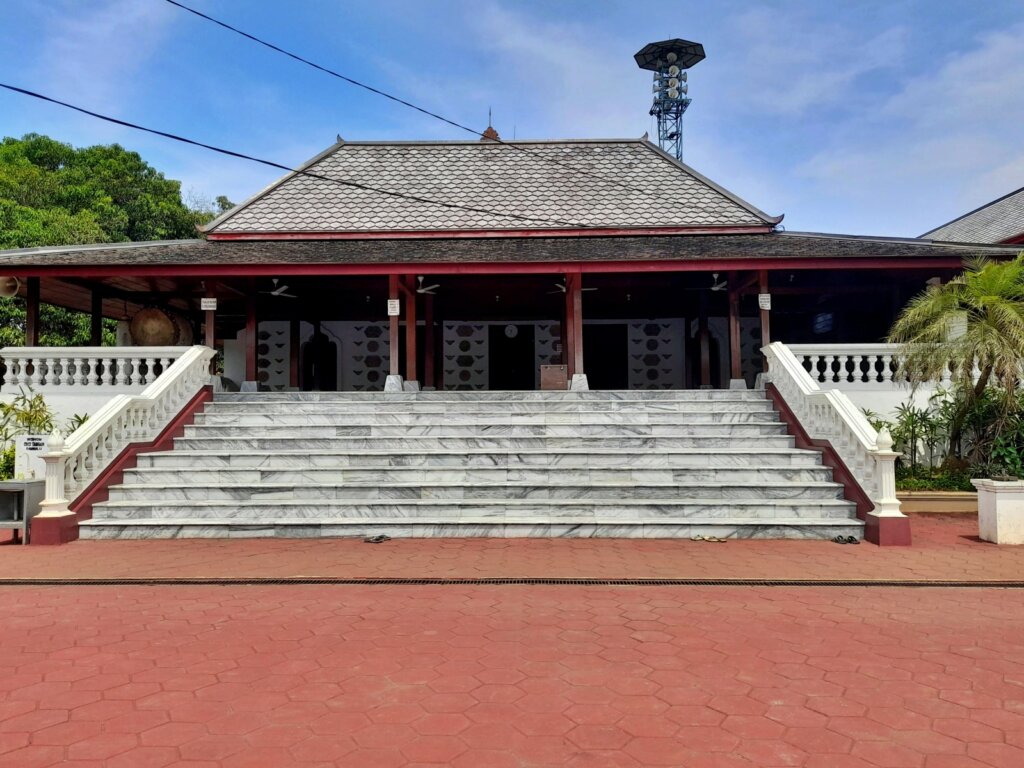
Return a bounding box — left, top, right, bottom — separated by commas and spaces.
0, 480, 45, 545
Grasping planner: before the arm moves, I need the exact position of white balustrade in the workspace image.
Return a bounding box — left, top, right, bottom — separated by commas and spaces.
787, 343, 957, 388
763, 342, 904, 521
37, 346, 215, 516
0, 347, 190, 394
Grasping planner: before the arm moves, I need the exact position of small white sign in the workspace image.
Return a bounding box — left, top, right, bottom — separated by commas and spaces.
200, 297, 218, 311
387, 299, 400, 316
758, 293, 772, 311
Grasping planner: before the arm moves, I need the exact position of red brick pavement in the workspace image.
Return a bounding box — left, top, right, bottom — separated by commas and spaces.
1, 583, 1023, 767
1, 515, 1021, 582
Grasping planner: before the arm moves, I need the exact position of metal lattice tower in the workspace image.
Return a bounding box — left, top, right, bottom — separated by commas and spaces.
634, 39, 705, 162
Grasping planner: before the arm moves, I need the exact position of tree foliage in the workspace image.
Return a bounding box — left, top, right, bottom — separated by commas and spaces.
888, 253, 1024, 458
0, 134, 227, 346
0, 133, 211, 247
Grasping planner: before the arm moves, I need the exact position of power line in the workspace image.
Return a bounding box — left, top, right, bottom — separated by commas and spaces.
162, 0, 694, 207
0, 82, 586, 229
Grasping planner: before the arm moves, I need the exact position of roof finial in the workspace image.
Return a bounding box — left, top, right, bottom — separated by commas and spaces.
481, 107, 500, 141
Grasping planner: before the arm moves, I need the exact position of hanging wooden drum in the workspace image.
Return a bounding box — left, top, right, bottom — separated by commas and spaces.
171, 312, 194, 345
130, 307, 178, 345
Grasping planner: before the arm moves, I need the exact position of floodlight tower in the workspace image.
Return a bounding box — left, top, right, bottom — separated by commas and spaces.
634, 39, 705, 162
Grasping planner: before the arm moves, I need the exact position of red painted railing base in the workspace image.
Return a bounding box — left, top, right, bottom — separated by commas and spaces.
765, 383, 912, 546
29, 386, 214, 545
31, 511, 80, 545
865, 513, 913, 546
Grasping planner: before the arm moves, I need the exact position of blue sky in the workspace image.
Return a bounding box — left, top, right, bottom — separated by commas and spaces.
1, 0, 1022, 237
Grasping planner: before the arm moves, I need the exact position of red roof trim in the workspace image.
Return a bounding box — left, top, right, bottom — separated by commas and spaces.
206, 225, 777, 241
6, 256, 965, 279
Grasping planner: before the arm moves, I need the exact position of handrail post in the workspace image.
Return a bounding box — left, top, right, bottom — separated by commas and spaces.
32, 431, 78, 544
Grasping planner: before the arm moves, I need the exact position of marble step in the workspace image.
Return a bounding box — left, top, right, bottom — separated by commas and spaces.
171, 435, 798, 452
107, 481, 845, 502
123, 465, 837, 486
195, 411, 784, 426
182, 423, 789, 438
215, 390, 767, 402
205, 401, 776, 414
134, 448, 826, 469
89, 497, 858, 521
80, 518, 865, 540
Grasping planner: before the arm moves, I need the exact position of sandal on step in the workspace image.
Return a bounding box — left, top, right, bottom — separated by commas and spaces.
364, 535, 391, 544
845, 536, 859, 545
833, 535, 847, 544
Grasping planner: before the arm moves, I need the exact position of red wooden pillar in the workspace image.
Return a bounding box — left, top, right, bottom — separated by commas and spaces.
698, 290, 711, 387
423, 293, 435, 389
728, 271, 741, 381
204, 281, 217, 349
388, 274, 400, 376
289, 319, 300, 388
758, 269, 771, 371
245, 278, 257, 382
564, 273, 584, 376
26, 276, 40, 347
90, 289, 103, 346
404, 276, 417, 385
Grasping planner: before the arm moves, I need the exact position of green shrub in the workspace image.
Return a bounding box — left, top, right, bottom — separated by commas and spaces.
0, 444, 13, 481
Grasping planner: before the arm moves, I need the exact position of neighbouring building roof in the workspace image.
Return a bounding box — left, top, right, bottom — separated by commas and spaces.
0, 232, 1017, 270
922, 186, 1024, 244
200, 139, 782, 235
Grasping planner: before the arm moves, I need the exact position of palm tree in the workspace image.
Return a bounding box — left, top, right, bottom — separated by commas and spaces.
888, 253, 1024, 459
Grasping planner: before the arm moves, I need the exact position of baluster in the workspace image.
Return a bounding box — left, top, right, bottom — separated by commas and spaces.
853, 355, 864, 383
7, 357, 20, 388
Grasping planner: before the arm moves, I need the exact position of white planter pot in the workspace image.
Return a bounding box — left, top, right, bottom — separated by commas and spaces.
971, 479, 1024, 545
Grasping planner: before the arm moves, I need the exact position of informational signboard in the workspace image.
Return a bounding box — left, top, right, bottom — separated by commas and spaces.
14, 435, 47, 480
758, 293, 772, 311
387, 299, 400, 316
200, 297, 218, 311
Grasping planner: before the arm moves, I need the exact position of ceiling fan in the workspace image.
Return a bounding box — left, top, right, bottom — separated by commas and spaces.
709, 273, 728, 292
260, 278, 297, 299
547, 282, 599, 294
416, 276, 440, 295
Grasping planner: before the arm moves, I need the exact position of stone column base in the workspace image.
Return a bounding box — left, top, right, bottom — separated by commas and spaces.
569, 374, 589, 391
31, 511, 79, 545
865, 513, 912, 546
384, 375, 404, 392
402, 380, 421, 392
729, 378, 748, 390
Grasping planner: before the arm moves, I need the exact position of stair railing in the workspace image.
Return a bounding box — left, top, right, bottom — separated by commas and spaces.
762, 342, 902, 519
37, 345, 216, 516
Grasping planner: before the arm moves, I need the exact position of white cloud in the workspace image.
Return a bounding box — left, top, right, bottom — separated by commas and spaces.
797, 22, 1024, 234
720, 8, 908, 117
35, 0, 178, 108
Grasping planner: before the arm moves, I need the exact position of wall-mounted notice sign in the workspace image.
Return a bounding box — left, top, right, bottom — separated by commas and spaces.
200, 298, 217, 311
758, 293, 772, 311
387, 299, 400, 316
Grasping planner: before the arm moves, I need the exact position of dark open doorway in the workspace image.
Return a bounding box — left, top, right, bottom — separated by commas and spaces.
583, 323, 628, 389
488, 323, 535, 390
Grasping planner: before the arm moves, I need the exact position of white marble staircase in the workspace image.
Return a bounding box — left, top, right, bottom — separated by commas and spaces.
80, 390, 864, 540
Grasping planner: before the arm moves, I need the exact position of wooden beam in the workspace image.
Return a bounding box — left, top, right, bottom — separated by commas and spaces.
567, 272, 584, 375
204, 281, 217, 349
289, 320, 300, 389
758, 270, 770, 370
728, 271, 741, 381
404, 276, 417, 384
245, 278, 257, 383
388, 274, 400, 376
698, 291, 711, 388
90, 289, 103, 346
564, 277, 575, 377
423, 293, 435, 390
26, 277, 40, 347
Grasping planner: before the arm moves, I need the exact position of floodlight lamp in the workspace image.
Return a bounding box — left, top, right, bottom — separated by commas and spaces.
667, 78, 679, 88
667, 88, 679, 99
666, 52, 677, 63
668, 65, 680, 77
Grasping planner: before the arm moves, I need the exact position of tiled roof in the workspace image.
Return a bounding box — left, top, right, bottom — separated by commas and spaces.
2, 232, 1016, 269
922, 186, 1024, 243
202, 139, 780, 234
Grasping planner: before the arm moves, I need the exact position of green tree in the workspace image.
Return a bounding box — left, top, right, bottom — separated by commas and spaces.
0, 133, 225, 345
888, 253, 1024, 458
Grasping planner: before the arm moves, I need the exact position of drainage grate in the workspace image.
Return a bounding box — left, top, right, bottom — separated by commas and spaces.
1, 577, 1022, 588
